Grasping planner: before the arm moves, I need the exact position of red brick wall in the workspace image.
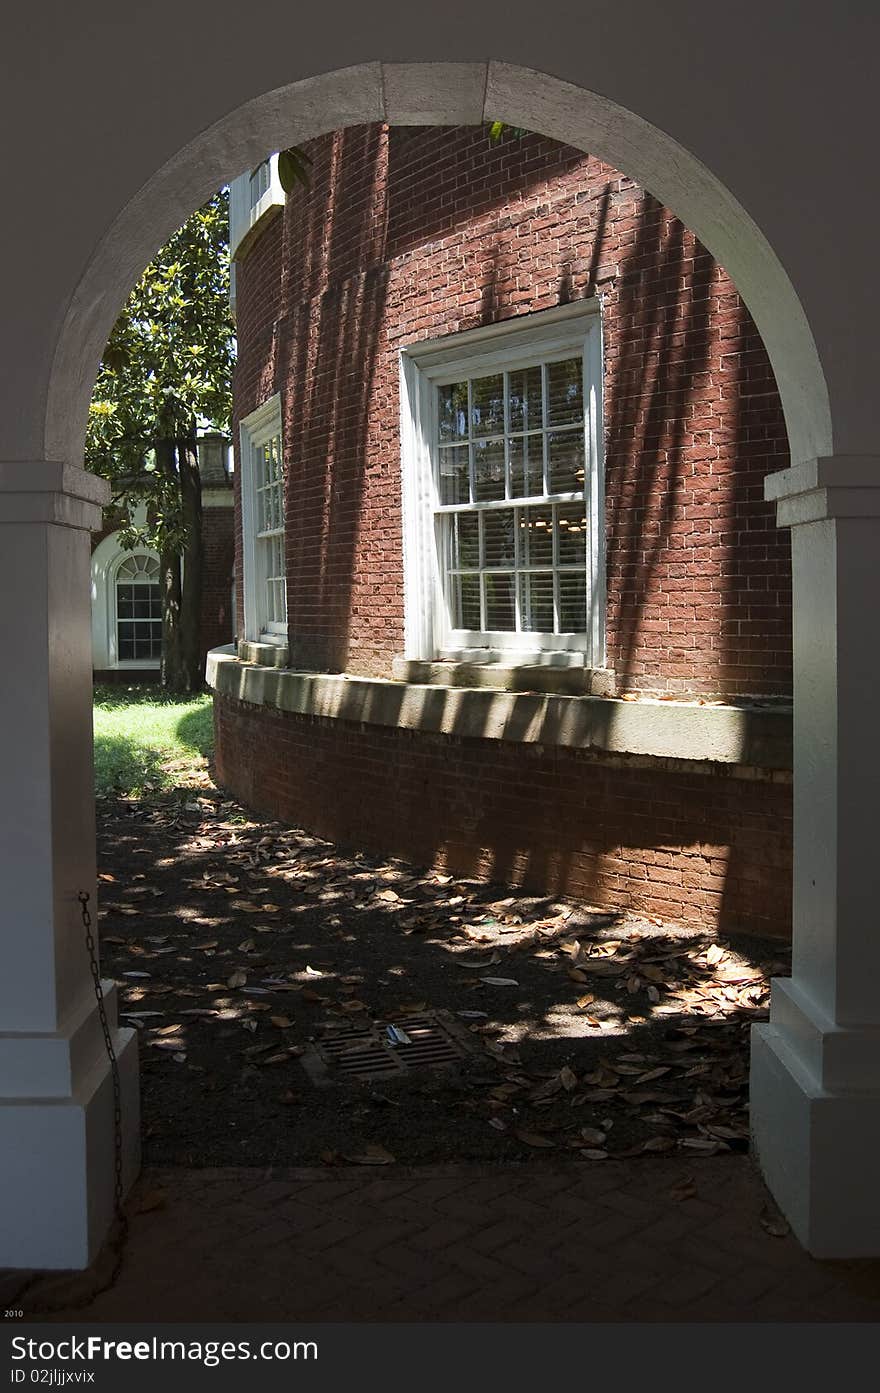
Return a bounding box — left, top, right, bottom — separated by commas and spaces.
224, 123, 794, 936
199, 503, 235, 657
234, 123, 792, 697
214, 696, 792, 938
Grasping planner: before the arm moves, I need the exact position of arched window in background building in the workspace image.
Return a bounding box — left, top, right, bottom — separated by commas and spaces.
115, 553, 162, 661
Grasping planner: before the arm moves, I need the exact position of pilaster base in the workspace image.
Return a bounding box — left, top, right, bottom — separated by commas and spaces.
0, 1017, 139, 1270
752, 1007, 880, 1257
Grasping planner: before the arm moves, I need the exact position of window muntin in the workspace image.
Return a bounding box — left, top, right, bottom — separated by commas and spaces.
434, 354, 589, 643
115, 553, 162, 661
248, 159, 271, 210
254, 429, 287, 629
240, 394, 287, 642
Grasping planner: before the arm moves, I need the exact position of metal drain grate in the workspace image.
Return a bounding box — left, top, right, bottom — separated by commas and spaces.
300, 1011, 470, 1087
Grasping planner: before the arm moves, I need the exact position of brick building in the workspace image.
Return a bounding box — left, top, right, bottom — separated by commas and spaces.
91, 432, 236, 679
210, 123, 794, 938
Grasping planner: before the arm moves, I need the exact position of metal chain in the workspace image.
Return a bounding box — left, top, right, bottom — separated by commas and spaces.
79, 890, 126, 1221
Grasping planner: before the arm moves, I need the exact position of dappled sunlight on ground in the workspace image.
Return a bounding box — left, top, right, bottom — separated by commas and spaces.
96, 770, 790, 1170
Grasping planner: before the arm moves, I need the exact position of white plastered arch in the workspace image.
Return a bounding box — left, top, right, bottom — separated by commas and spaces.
46, 61, 831, 473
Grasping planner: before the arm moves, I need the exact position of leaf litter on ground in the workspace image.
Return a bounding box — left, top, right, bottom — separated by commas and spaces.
96, 773, 788, 1170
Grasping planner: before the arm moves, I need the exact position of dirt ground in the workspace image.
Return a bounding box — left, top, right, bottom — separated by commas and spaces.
95, 779, 790, 1173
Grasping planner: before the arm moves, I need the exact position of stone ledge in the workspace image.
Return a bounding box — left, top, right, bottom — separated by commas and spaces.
236, 639, 290, 668
391, 657, 617, 697
207, 646, 792, 771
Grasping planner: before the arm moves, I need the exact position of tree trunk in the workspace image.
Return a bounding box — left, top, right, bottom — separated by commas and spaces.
155, 437, 187, 691
154, 430, 203, 692
177, 432, 204, 691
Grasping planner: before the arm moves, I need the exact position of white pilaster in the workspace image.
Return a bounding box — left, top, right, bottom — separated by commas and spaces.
0, 462, 140, 1269
752, 455, 880, 1257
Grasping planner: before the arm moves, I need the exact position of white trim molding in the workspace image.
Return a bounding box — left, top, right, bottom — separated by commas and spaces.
229, 153, 285, 262
239, 392, 287, 645
90, 530, 162, 670
399, 301, 605, 667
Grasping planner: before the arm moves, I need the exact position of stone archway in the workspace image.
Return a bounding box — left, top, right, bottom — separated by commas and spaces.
2, 51, 877, 1267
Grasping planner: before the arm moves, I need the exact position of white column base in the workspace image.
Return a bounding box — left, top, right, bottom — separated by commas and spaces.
751, 980, 880, 1258
0, 990, 140, 1270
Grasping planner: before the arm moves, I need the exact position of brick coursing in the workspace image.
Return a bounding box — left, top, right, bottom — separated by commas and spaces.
222, 122, 794, 934
233, 123, 791, 695
215, 695, 792, 938
199, 503, 235, 657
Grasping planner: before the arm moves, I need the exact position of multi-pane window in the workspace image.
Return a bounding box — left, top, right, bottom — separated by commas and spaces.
254, 429, 287, 628
229, 154, 286, 263
248, 159, 271, 210
437, 357, 588, 639
240, 394, 287, 641
400, 303, 602, 664
115, 554, 162, 661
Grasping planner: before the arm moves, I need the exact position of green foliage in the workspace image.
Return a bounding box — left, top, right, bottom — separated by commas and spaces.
86, 191, 234, 556
487, 121, 530, 145
277, 145, 313, 194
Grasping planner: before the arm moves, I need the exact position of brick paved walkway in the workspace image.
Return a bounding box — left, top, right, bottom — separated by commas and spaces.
9, 1158, 880, 1321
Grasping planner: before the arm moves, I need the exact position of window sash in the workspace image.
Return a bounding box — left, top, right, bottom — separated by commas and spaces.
431, 355, 590, 648
400, 302, 604, 666
249, 160, 271, 210
240, 396, 288, 642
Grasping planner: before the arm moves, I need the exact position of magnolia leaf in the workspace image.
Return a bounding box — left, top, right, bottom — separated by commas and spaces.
277, 146, 313, 194
579, 1126, 607, 1146
514, 1129, 555, 1148
342, 1143, 396, 1166
760, 1208, 790, 1238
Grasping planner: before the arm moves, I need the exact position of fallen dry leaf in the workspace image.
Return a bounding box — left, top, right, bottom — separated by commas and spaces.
514, 1129, 555, 1149
342, 1143, 396, 1166
760, 1207, 791, 1238
579, 1126, 607, 1145
128, 1187, 168, 1216
641, 1136, 676, 1153
669, 1178, 698, 1203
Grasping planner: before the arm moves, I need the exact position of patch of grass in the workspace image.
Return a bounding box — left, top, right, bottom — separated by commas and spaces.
93, 685, 214, 797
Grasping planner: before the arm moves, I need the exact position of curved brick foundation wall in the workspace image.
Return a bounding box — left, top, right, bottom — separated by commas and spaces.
214, 695, 792, 938
219, 122, 795, 937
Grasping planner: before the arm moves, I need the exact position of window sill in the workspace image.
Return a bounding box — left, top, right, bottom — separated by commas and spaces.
391, 656, 617, 697
237, 638, 290, 668
207, 647, 792, 773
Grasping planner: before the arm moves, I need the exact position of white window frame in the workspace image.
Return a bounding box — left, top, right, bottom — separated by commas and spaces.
90, 528, 162, 670
228, 153, 286, 262
399, 301, 605, 666
239, 393, 288, 644
113, 552, 163, 666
